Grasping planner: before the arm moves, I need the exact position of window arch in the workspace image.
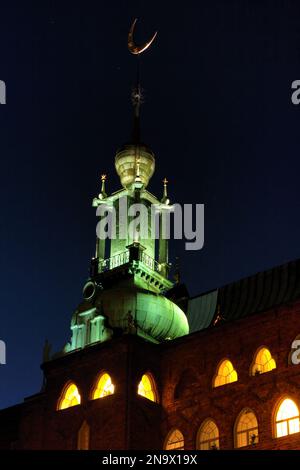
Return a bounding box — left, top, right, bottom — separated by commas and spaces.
213, 359, 238, 388
164, 429, 184, 450
57, 382, 81, 410
275, 398, 300, 437
197, 419, 219, 450
137, 373, 158, 403
250, 347, 276, 376
77, 420, 90, 450
92, 372, 115, 399
235, 409, 258, 448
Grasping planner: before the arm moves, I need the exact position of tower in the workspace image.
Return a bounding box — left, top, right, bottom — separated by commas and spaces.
62, 20, 189, 353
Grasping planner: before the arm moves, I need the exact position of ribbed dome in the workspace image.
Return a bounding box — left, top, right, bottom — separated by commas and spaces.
115, 143, 155, 188
95, 286, 189, 342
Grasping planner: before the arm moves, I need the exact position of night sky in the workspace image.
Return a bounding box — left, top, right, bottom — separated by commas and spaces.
1, 0, 300, 409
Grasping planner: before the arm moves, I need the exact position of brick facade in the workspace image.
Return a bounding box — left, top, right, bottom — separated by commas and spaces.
1, 298, 300, 450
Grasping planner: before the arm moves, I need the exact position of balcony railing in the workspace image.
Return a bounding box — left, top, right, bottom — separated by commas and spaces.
97, 249, 161, 274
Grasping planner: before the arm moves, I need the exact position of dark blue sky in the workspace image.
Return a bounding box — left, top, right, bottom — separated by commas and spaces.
1, 0, 300, 408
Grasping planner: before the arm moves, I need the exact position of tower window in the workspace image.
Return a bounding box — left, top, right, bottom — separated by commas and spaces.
77, 421, 90, 450
197, 419, 219, 450
250, 347, 276, 376
92, 372, 115, 399
137, 373, 158, 402
275, 398, 300, 438
58, 382, 81, 410
213, 359, 238, 388
164, 429, 184, 450
235, 409, 259, 448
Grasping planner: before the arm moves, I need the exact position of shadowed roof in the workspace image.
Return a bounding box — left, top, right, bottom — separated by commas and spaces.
187, 258, 300, 333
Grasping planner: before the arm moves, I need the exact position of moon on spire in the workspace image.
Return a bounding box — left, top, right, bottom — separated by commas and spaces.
128, 18, 157, 55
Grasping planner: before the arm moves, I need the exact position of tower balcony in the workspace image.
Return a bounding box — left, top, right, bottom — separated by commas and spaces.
94, 248, 162, 274
90, 244, 172, 294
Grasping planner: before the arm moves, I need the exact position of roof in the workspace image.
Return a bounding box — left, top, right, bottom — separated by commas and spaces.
186, 258, 300, 333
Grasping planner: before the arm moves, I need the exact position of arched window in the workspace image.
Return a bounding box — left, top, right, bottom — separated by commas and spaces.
235, 409, 259, 448
275, 398, 300, 437
197, 419, 219, 450
77, 421, 90, 450
57, 382, 81, 410
250, 347, 276, 376
213, 359, 238, 388
137, 373, 158, 403
92, 372, 115, 399
164, 429, 184, 450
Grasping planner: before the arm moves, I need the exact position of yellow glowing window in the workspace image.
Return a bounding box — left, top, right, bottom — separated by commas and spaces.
137, 373, 157, 402
197, 419, 219, 450
58, 383, 81, 410
276, 398, 300, 438
213, 359, 238, 388
165, 429, 184, 450
92, 373, 115, 399
77, 421, 90, 450
235, 409, 259, 448
251, 347, 276, 376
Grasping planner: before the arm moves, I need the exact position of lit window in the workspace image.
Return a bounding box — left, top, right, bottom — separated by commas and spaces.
58, 382, 81, 410
197, 419, 219, 450
164, 429, 184, 450
251, 347, 276, 376
77, 421, 90, 450
275, 398, 300, 438
235, 409, 259, 448
92, 372, 115, 399
213, 359, 238, 388
137, 373, 157, 402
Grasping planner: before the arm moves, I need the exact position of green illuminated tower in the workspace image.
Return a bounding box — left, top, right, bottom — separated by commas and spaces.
63, 21, 189, 353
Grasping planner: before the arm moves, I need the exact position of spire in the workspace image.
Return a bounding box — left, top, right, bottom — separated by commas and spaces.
114, 20, 157, 190
161, 177, 170, 205
128, 19, 158, 144
98, 174, 107, 199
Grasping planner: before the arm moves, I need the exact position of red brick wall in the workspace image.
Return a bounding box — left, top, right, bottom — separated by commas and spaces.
2, 301, 300, 450
160, 300, 300, 450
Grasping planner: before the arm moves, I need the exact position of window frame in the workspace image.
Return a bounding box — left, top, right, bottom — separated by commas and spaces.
164, 428, 185, 450
196, 418, 220, 450
250, 345, 276, 376
234, 408, 259, 448
273, 396, 300, 439
212, 358, 238, 388
90, 370, 115, 400
137, 371, 159, 403
57, 380, 81, 411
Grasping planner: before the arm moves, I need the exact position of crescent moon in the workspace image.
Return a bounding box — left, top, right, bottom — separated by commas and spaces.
128, 18, 157, 55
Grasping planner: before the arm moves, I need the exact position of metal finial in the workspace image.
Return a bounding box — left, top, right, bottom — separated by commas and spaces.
161, 177, 170, 204
128, 19, 158, 144
99, 174, 107, 199
128, 19, 157, 56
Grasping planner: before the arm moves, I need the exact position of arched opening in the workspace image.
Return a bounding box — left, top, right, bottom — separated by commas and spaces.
235, 409, 258, 448
197, 419, 219, 450
164, 429, 184, 450
57, 382, 81, 410
137, 373, 158, 403
213, 359, 238, 388
275, 398, 300, 438
77, 420, 90, 450
250, 347, 276, 375
92, 372, 115, 399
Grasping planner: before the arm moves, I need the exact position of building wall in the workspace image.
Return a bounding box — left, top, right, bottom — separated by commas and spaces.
1, 300, 300, 450
160, 300, 300, 450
